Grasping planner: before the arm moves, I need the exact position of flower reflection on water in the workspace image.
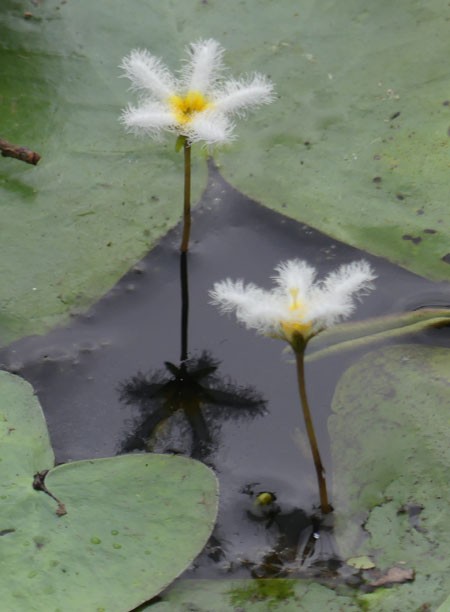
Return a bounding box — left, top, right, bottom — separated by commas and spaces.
119, 351, 265, 460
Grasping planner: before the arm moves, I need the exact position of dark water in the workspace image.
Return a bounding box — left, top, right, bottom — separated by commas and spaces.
1, 164, 449, 578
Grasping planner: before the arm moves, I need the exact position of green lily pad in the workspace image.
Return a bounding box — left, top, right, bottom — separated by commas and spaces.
329, 344, 450, 610
437, 594, 450, 612
145, 578, 360, 611
0, 371, 218, 611
213, 0, 450, 281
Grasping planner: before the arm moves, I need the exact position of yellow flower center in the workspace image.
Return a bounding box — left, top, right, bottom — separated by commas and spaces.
169, 91, 210, 125
280, 288, 312, 341
288, 288, 301, 312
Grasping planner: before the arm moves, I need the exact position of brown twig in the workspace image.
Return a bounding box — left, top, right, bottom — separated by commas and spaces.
0, 137, 41, 165
33, 470, 67, 516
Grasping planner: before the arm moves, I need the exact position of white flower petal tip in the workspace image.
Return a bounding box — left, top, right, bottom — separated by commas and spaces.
210, 259, 376, 347
119, 50, 176, 100
119, 39, 275, 144
120, 103, 175, 139
183, 39, 225, 92
212, 74, 276, 117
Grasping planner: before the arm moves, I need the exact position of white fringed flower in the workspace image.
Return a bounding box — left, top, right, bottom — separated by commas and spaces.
210, 259, 376, 349
120, 39, 275, 145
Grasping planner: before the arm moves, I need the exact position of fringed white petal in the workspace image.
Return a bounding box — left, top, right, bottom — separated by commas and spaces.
209, 280, 283, 334
237, 295, 286, 336
212, 74, 275, 117
322, 260, 376, 299
304, 295, 354, 329
243, 293, 285, 336
273, 259, 317, 297
120, 49, 176, 100
209, 280, 264, 314
307, 260, 376, 326
182, 39, 225, 93
120, 103, 175, 139
210, 259, 376, 345
186, 110, 235, 145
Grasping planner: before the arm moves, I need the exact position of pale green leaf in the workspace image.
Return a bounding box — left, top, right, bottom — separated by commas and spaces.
0, 371, 218, 611
329, 345, 450, 610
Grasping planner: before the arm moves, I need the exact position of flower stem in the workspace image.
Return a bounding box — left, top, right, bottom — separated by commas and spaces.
180, 251, 189, 362
180, 140, 191, 253
294, 349, 332, 514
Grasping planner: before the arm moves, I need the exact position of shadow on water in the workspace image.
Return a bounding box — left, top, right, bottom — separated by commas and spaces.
1, 162, 449, 578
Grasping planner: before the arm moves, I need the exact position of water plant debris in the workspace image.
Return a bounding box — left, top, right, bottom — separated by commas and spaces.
0, 137, 41, 165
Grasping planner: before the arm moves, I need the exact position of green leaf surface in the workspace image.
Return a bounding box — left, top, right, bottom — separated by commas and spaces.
146, 578, 360, 611
0, 371, 218, 611
212, 0, 450, 281
329, 344, 450, 611
437, 595, 450, 612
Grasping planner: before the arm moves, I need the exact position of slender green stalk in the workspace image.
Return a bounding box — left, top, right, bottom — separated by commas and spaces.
295, 349, 332, 514
180, 140, 191, 253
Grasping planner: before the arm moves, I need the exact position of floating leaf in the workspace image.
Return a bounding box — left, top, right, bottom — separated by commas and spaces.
213, 0, 450, 281
0, 371, 218, 611
146, 578, 360, 611
347, 556, 376, 571
437, 595, 450, 612
329, 344, 450, 610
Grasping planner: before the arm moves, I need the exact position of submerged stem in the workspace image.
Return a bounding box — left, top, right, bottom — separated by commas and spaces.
295, 349, 332, 514
180, 140, 192, 253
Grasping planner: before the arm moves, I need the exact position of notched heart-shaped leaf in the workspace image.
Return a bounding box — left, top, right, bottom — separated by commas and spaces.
0, 371, 218, 611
